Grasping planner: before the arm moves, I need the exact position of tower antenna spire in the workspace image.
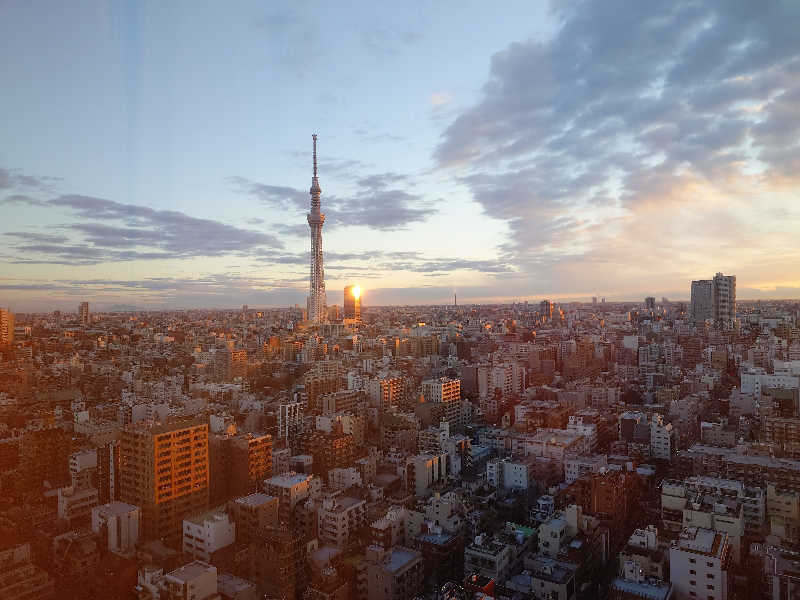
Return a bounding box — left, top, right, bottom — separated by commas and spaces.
312, 133, 318, 178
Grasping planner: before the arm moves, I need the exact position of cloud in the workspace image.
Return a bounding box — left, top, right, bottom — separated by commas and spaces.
3, 194, 283, 265
0, 168, 60, 192
430, 92, 452, 107
230, 172, 436, 231
434, 0, 800, 294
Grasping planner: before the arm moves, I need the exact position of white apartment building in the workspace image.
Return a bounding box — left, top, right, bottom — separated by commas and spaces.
317, 495, 366, 547
740, 369, 799, 397
407, 453, 447, 497
328, 467, 363, 490
182, 509, 235, 562
486, 457, 536, 491
564, 454, 609, 484
651, 414, 675, 460
669, 527, 731, 600
92, 501, 139, 555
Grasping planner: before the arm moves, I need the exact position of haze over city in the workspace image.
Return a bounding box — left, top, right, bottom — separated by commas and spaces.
2, 1, 800, 311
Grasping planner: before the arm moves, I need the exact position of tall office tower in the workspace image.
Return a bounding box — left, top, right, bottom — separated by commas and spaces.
539, 299, 553, 320
307, 134, 327, 324
343, 284, 361, 320
645, 296, 656, 311
118, 418, 209, 547
78, 301, 89, 326
691, 273, 736, 328
713, 272, 736, 328
0, 308, 14, 346
690, 279, 714, 325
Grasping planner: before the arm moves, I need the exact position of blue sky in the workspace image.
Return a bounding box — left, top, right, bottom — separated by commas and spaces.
2, 1, 800, 310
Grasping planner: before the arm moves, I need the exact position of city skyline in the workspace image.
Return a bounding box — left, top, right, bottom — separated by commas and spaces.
4, 4, 800, 600
2, 1, 800, 311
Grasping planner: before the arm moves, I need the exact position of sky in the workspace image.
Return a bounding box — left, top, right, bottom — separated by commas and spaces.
1, 0, 800, 312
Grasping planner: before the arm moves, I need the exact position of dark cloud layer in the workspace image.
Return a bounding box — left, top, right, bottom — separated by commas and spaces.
3, 194, 282, 264
230, 171, 436, 232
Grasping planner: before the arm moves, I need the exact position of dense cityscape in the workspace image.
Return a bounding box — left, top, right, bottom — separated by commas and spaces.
3, 2, 800, 600
1, 134, 800, 600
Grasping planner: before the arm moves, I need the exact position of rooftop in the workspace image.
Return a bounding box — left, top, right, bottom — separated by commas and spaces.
675, 527, 726, 557
526, 556, 577, 584
166, 560, 215, 583
611, 577, 672, 600
217, 572, 256, 594
235, 493, 277, 508
184, 507, 230, 526
264, 472, 311, 488
93, 501, 138, 517
384, 547, 422, 573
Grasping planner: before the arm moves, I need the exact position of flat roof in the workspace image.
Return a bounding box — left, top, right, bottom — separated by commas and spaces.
265, 472, 311, 487
94, 501, 138, 517
385, 548, 421, 573
166, 560, 215, 583
235, 493, 277, 507
676, 527, 724, 557
611, 578, 672, 600
217, 572, 256, 594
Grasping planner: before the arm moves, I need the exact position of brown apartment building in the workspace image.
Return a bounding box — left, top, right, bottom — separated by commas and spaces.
118, 418, 209, 547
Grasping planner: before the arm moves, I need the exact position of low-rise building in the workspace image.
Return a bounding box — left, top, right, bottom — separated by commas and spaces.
182, 509, 235, 562
464, 534, 514, 580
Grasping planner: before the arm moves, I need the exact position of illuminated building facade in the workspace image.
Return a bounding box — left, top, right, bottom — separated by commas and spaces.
344, 284, 361, 320
118, 418, 209, 547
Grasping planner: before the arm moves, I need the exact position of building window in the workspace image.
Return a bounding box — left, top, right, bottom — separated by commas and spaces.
689, 558, 696, 564
690, 580, 696, 586
690, 570, 696, 575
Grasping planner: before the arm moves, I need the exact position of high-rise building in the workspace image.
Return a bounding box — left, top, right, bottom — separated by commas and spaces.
307, 134, 326, 324
0, 308, 14, 346
540, 300, 553, 320
713, 272, 736, 328
78, 301, 89, 326
645, 296, 656, 310
118, 418, 209, 547
690, 279, 714, 325
691, 273, 736, 328
343, 284, 361, 320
